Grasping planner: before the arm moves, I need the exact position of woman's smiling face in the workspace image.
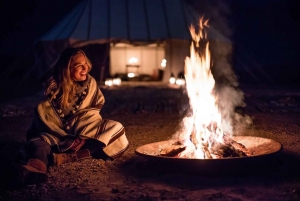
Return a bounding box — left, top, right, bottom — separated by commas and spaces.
70, 53, 89, 81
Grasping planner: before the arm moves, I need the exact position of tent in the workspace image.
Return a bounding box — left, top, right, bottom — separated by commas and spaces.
34, 0, 230, 82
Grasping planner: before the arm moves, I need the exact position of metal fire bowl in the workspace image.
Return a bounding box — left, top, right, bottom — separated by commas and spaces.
135, 136, 282, 175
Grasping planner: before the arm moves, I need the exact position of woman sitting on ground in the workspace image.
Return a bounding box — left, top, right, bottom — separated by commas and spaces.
19, 47, 129, 185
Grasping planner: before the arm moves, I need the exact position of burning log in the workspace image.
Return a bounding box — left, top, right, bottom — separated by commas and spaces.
204, 145, 212, 158
223, 135, 254, 156
210, 142, 247, 158
159, 142, 186, 157
159, 135, 253, 159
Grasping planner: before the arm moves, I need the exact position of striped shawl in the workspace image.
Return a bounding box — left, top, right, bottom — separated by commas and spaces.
26, 75, 129, 158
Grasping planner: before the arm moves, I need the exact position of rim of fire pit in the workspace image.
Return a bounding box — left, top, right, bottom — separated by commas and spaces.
135, 136, 282, 161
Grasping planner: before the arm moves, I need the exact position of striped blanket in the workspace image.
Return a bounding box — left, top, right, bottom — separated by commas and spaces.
26, 75, 129, 158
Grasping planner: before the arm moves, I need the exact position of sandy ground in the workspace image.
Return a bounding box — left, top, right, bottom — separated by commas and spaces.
0, 83, 300, 201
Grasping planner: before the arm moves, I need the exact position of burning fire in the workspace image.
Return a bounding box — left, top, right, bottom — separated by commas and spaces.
169, 18, 251, 159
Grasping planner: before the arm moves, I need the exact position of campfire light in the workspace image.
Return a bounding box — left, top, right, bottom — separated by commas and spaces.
174, 17, 231, 159
135, 17, 282, 165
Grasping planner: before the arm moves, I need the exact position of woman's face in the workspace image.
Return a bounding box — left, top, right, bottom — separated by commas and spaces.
70, 53, 89, 81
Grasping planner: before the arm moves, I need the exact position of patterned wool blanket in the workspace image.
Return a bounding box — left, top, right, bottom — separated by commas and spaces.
26, 75, 129, 158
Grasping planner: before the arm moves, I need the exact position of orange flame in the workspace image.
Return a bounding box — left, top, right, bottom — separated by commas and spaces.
177, 18, 225, 159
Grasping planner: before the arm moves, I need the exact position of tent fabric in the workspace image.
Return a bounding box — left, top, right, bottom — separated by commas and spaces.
37, 0, 229, 44
39, 0, 190, 43
34, 0, 230, 80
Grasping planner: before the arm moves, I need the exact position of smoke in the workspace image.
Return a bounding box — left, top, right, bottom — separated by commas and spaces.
184, 0, 253, 135
206, 0, 253, 134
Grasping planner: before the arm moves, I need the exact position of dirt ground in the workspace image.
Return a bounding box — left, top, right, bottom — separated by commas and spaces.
0, 83, 300, 201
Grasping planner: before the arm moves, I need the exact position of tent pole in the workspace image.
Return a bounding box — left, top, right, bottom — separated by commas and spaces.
100, 44, 110, 84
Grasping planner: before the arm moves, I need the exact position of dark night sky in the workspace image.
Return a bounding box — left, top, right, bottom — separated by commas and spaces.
0, 0, 37, 41
0, 0, 299, 85
0, 0, 81, 54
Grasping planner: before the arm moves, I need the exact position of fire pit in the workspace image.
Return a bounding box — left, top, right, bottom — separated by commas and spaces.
135, 136, 282, 175
136, 136, 282, 159
134, 19, 283, 176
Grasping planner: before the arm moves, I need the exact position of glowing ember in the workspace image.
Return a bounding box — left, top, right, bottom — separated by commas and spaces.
168, 18, 251, 159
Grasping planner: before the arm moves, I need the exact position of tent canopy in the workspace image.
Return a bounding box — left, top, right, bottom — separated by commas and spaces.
37, 0, 229, 45
34, 0, 230, 80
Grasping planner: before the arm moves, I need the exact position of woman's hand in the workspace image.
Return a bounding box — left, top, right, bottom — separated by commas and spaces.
70, 138, 86, 152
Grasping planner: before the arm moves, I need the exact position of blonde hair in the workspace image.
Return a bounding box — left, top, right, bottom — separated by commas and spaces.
44, 48, 92, 109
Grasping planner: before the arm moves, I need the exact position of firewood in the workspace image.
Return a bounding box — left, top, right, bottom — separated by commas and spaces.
159, 135, 252, 159
202, 145, 212, 159
223, 135, 253, 156
160, 143, 186, 157
209, 140, 248, 158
